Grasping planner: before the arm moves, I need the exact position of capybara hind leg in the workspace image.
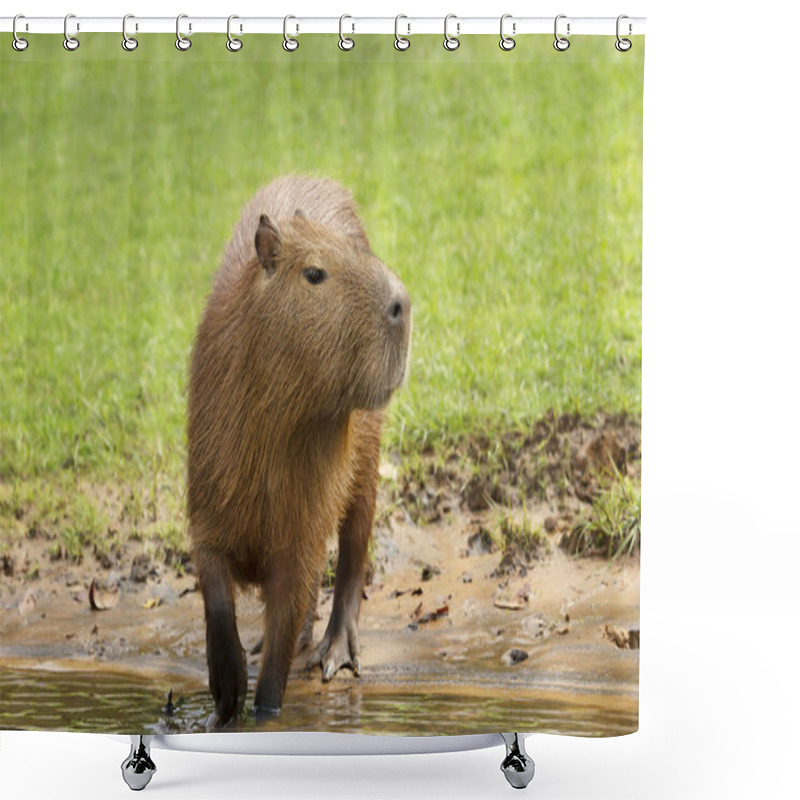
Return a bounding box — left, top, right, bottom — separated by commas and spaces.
308, 447, 378, 682
253, 561, 311, 720
195, 546, 247, 728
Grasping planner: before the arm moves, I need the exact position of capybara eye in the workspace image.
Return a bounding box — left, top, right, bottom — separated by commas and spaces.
303, 267, 327, 285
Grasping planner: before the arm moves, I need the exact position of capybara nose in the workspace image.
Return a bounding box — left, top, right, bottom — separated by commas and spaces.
388, 286, 411, 326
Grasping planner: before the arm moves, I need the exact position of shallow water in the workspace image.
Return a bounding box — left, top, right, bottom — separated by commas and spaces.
0, 664, 636, 737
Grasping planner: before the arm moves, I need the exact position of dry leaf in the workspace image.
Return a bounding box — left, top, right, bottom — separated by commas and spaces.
418, 605, 449, 624
143, 596, 162, 610
89, 578, 119, 611
493, 599, 526, 611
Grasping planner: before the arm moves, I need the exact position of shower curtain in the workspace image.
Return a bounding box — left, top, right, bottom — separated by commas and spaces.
0, 29, 643, 739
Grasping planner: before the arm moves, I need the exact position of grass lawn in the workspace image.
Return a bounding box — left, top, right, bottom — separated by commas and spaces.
1, 35, 642, 545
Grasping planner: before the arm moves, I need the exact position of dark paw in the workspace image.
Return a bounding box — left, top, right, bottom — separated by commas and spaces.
208, 644, 247, 727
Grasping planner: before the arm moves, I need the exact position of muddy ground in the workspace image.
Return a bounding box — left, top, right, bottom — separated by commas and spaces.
0, 412, 640, 736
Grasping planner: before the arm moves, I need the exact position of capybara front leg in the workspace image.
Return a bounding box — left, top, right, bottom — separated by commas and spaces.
195, 546, 247, 729
307, 467, 377, 682
253, 560, 311, 720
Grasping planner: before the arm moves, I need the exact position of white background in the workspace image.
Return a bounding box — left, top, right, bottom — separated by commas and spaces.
2, 0, 799, 798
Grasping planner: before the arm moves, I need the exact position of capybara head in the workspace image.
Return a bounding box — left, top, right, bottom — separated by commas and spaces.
248, 210, 411, 419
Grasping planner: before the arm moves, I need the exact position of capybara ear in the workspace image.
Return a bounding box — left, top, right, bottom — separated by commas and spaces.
256, 214, 281, 274
293, 208, 307, 220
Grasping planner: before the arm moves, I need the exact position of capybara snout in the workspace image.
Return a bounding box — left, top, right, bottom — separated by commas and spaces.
188, 175, 411, 726
366, 263, 412, 407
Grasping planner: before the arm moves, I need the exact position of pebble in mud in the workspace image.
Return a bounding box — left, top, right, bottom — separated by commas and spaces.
603, 624, 640, 649
501, 648, 529, 666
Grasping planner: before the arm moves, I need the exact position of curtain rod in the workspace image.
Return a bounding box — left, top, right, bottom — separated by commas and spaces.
1, 16, 646, 37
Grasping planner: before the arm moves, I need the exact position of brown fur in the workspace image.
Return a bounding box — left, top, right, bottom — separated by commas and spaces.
187, 176, 410, 725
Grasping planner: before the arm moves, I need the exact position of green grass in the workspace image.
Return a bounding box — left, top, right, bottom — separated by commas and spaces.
1, 35, 642, 494
497, 507, 551, 563
566, 473, 642, 558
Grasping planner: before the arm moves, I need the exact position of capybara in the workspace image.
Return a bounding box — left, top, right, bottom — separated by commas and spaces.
187, 176, 411, 726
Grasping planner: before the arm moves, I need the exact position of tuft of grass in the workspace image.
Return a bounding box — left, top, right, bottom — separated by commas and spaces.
497, 503, 551, 563
59, 528, 85, 562
59, 494, 109, 563
121, 488, 146, 526
151, 521, 185, 552
566, 474, 641, 559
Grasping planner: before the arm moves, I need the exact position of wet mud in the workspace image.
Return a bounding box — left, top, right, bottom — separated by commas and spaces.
1, 414, 640, 736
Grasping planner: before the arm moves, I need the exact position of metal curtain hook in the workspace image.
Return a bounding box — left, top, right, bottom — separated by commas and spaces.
64, 13, 79, 51
394, 14, 410, 51
122, 14, 138, 51
615, 14, 632, 51
227, 15, 243, 51
12, 14, 28, 51
443, 14, 460, 51
339, 14, 354, 51
283, 15, 299, 51
176, 14, 191, 51
553, 14, 570, 51
499, 14, 515, 51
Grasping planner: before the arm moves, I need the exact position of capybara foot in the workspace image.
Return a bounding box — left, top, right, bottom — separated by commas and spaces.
208, 643, 247, 728
306, 624, 361, 682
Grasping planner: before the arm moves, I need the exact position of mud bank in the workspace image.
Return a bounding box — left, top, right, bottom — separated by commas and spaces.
1, 414, 640, 735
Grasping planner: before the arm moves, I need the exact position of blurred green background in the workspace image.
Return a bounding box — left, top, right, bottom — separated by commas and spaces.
1, 35, 642, 483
